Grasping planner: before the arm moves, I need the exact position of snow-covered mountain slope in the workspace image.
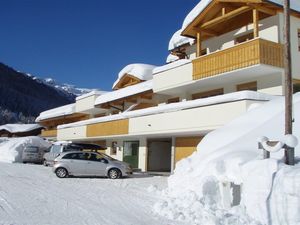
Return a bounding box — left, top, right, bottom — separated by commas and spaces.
26, 75, 96, 99
0, 62, 99, 124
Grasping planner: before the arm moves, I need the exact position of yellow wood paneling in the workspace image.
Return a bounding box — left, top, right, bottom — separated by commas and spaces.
87, 119, 129, 137
41, 129, 57, 137
175, 137, 203, 165
192, 38, 284, 80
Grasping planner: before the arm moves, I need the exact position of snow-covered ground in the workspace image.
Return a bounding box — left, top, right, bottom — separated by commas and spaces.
154, 93, 300, 225
0, 163, 183, 225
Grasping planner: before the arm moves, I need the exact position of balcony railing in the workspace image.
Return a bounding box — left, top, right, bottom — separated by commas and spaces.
86, 119, 129, 137
192, 38, 284, 80
41, 129, 57, 137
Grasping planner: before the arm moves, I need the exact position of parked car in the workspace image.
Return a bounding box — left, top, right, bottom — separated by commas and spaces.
22, 146, 46, 164
43, 142, 106, 166
53, 151, 132, 179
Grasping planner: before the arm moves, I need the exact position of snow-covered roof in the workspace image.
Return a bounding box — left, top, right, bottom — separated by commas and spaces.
168, 29, 194, 51
0, 124, 42, 133
76, 90, 107, 101
95, 80, 153, 106
35, 103, 75, 122
112, 64, 156, 89
153, 59, 191, 75
60, 91, 275, 129
166, 54, 180, 64
182, 0, 300, 32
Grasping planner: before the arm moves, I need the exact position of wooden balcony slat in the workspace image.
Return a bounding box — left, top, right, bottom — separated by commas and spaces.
192, 38, 284, 80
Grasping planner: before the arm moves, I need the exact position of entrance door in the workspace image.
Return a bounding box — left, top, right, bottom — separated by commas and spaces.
147, 139, 171, 172
123, 141, 139, 168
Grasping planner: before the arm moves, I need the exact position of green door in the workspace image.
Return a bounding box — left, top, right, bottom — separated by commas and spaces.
123, 141, 139, 168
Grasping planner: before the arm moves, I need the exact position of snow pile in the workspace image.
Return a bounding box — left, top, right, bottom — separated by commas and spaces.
154, 92, 300, 225
0, 124, 42, 133
168, 29, 194, 51
112, 64, 156, 89
36, 103, 75, 122
166, 54, 179, 63
76, 90, 107, 101
95, 80, 153, 106
153, 59, 191, 74
61, 91, 275, 129
0, 137, 51, 163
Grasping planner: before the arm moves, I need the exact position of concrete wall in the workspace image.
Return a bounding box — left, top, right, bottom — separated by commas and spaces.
57, 126, 87, 141
75, 95, 98, 113
129, 100, 256, 135
153, 62, 193, 93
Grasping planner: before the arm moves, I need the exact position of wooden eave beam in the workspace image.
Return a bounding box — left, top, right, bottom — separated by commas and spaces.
200, 6, 252, 29
250, 4, 276, 15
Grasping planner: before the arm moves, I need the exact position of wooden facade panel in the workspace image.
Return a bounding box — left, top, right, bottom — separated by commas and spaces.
192, 38, 283, 80
175, 137, 203, 165
86, 119, 129, 137
41, 129, 57, 137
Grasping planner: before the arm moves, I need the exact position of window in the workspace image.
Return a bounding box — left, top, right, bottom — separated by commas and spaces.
294, 79, 300, 94
192, 88, 224, 100
237, 81, 257, 91
110, 141, 117, 155
298, 29, 300, 51
235, 33, 254, 44
167, 97, 180, 104
62, 153, 83, 160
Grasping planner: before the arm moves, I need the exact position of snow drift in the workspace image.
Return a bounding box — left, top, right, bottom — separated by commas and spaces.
154, 93, 300, 225
0, 137, 51, 163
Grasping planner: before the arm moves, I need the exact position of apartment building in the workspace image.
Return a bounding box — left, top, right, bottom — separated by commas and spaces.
37, 0, 300, 172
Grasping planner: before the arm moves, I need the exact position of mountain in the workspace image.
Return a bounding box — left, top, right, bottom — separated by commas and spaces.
0, 62, 96, 125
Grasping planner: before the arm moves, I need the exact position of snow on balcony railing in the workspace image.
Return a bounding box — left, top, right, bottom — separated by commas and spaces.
59, 91, 276, 130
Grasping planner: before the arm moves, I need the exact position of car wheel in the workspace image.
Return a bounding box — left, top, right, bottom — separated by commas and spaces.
108, 168, 121, 179
55, 168, 68, 178
43, 159, 48, 167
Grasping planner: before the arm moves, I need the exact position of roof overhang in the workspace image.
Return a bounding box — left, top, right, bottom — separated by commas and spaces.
182, 0, 300, 40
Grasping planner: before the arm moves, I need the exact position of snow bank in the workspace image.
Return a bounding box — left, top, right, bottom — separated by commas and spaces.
154, 92, 300, 225
75, 90, 107, 101
112, 64, 156, 89
61, 91, 275, 129
181, 0, 300, 32
166, 54, 179, 64
153, 59, 191, 74
35, 103, 75, 122
0, 137, 51, 163
0, 124, 42, 133
168, 29, 194, 51
95, 80, 153, 106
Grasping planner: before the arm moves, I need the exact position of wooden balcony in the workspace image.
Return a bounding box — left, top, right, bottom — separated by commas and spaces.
87, 119, 129, 137
41, 129, 57, 137
192, 38, 284, 80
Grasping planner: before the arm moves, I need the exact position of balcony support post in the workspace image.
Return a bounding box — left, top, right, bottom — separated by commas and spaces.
197, 32, 202, 57
253, 8, 259, 38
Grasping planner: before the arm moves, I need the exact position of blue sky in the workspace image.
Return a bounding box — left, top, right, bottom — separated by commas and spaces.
0, 0, 198, 91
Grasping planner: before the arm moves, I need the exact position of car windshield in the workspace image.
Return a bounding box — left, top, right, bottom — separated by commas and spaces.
51, 145, 62, 154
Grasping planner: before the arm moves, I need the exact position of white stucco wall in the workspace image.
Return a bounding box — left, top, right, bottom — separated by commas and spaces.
153, 62, 193, 93
75, 95, 98, 113
57, 126, 87, 141
129, 100, 257, 135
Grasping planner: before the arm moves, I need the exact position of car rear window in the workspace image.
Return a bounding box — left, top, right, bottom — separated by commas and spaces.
24, 147, 38, 153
